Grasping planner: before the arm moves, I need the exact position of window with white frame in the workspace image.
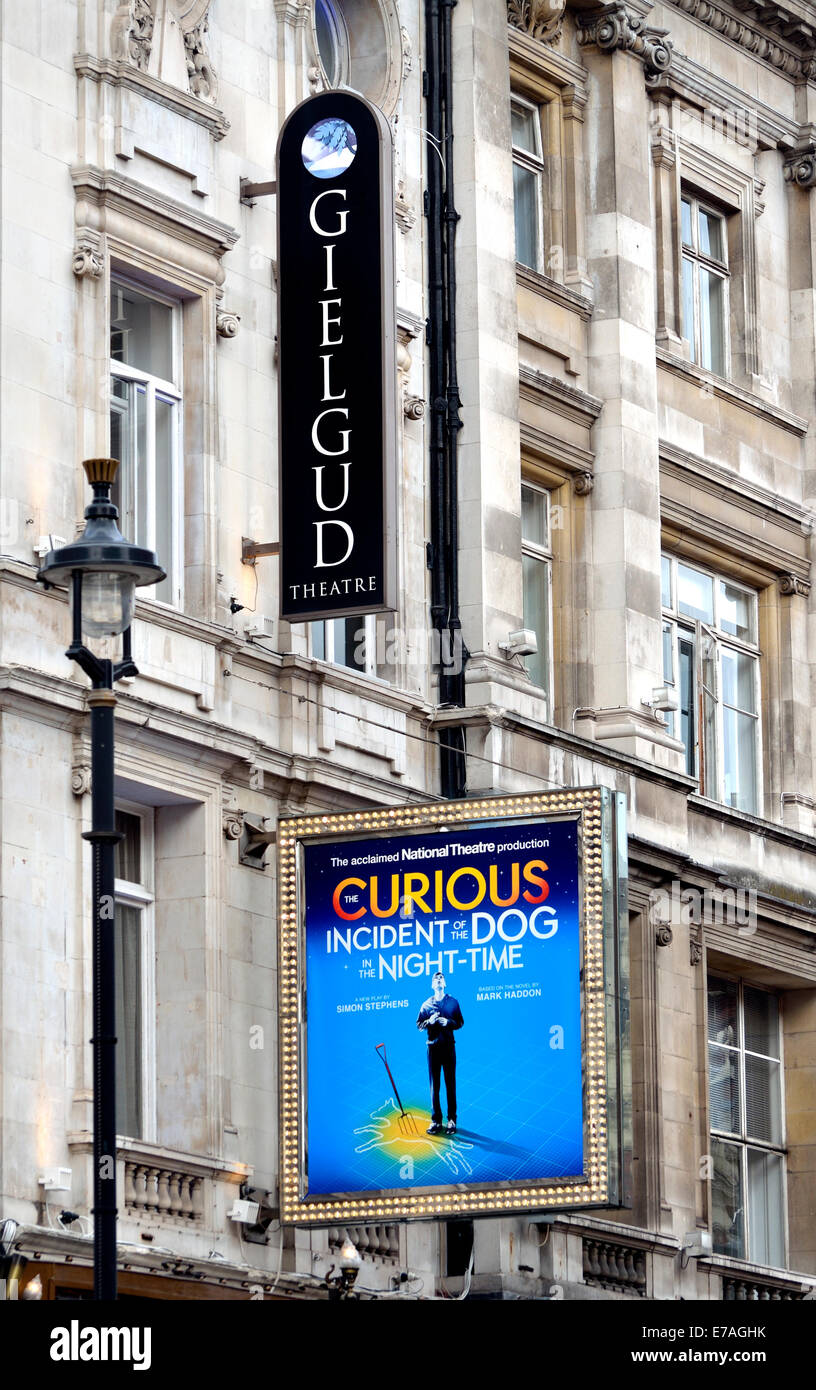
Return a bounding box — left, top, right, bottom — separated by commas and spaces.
110, 277, 183, 607
708, 974, 786, 1267
309, 615, 378, 676
680, 193, 729, 377
521, 482, 553, 711
512, 97, 545, 272
661, 555, 760, 815
114, 806, 155, 1141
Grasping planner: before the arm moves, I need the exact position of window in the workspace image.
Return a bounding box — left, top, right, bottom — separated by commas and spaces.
680, 193, 729, 376
708, 975, 786, 1267
310, 615, 378, 676
114, 806, 155, 1141
661, 555, 760, 814
110, 277, 183, 607
521, 483, 552, 710
512, 97, 545, 272
310, 0, 402, 115
314, 0, 349, 87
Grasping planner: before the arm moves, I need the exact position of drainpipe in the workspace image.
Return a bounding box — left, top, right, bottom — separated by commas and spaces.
424, 0, 467, 798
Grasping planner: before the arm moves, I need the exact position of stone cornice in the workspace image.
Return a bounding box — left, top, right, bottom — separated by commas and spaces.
661, 497, 812, 585
576, 2, 674, 81
658, 439, 812, 534
664, 0, 816, 81
74, 54, 229, 139
71, 163, 239, 266
656, 346, 809, 435
519, 364, 604, 424
520, 421, 596, 475
516, 262, 595, 318
649, 52, 801, 151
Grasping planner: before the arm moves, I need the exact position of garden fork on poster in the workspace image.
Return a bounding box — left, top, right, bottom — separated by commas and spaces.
375, 1042, 419, 1135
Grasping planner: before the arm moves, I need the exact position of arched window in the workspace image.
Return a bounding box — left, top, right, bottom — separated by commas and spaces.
311, 0, 403, 115
314, 0, 350, 88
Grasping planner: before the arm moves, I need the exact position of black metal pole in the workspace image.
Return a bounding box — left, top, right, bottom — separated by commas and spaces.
82, 669, 120, 1301
425, 0, 467, 799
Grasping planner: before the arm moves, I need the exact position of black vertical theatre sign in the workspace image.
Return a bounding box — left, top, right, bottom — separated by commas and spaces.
277, 91, 397, 623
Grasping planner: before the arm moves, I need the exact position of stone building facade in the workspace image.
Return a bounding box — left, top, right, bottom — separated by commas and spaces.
0, 0, 814, 1299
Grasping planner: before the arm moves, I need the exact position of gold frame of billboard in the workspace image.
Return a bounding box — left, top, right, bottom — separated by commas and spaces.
277, 787, 629, 1226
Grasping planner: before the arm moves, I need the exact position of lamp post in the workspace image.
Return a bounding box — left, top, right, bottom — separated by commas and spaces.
38, 458, 164, 1301
325, 1237, 362, 1300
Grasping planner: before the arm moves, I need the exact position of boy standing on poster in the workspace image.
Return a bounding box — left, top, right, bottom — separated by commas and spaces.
417, 972, 464, 1134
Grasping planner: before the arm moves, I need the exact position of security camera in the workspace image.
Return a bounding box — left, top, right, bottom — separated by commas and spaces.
680, 1230, 712, 1266
643, 686, 679, 713
499, 629, 538, 659
228, 1199, 260, 1225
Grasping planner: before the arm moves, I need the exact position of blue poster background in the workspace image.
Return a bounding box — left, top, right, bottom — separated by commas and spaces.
303, 819, 583, 1195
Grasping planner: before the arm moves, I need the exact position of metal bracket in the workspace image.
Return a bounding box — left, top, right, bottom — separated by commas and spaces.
241, 537, 280, 564
240, 178, 277, 207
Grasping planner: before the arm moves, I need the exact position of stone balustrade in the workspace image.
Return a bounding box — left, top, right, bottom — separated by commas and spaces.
583, 1237, 648, 1296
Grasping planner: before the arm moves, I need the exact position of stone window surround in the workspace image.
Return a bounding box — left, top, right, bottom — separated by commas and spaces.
72, 731, 227, 1158
703, 946, 816, 1279
306, 0, 405, 117
518, 373, 601, 726
114, 797, 158, 1146
520, 478, 554, 714
660, 552, 762, 813
511, 90, 551, 275
71, 164, 239, 623
659, 521, 809, 829
651, 110, 763, 391
706, 970, 787, 1268
509, 29, 590, 294
110, 272, 185, 610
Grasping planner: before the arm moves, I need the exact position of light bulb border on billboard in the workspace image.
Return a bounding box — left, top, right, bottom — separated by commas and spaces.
277, 787, 630, 1226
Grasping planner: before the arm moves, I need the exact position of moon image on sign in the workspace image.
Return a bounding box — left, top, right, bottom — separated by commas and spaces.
301, 119, 358, 179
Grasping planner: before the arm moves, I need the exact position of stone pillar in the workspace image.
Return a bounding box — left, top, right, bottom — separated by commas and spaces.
451, 0, 525, 688
574, 3, 682, 770
759, 574, 814, 833
650, 95, 684, 353
785, 131, 816, 830
782, 989, 816, 1276
274, 0, 312, 127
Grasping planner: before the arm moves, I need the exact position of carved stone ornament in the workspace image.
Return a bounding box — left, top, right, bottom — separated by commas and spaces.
573, 471, 594, 496
785, 146, 816, 190
507, 0, 567, 45
111, 0, 155, 72
655, 924, 674, 947
111, 1, 218, 104
404, 394, 426, 420
73, 239, 105, 279
185, 11, 218, 103
690, 939, 703, 967
401, 24, 414, 76
778, 573, 811, 598
577, 3, 673, 82
395, 182, 416, 234
223, 811, 244, 841
666, 0, 816, 82
72, 763, 92, 797
216, 308, 241, 338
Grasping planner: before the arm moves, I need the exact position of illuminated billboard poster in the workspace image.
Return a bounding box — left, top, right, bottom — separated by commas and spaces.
278, 790, 630, 1225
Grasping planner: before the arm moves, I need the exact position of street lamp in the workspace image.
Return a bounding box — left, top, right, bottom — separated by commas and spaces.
38, 458, 164, 1301
325, 1237, 362, 1300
